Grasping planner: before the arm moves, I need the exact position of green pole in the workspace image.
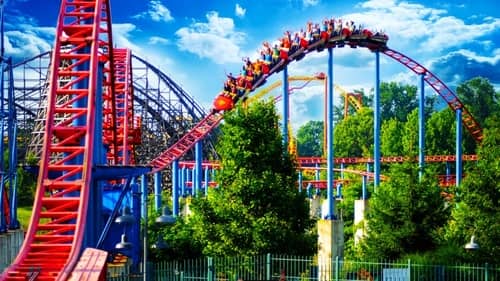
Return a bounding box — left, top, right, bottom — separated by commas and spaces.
485, 263, 489, 281
208, 257, 214, 281
335, 256, 339, 281
266, 253, 271, 281
407, 259, 411, 281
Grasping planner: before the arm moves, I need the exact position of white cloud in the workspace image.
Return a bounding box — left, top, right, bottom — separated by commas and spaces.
175, 11, 246, 64
5, 25, 54, 59
235, 4, 246, 18
303, 0, 319, 7
148, 36, 170, 45
134, 0, 174, 23
112, 23, 143, 53
349, 0, 500, 53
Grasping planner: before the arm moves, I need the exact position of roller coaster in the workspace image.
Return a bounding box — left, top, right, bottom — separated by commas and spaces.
1, 0, 483, 280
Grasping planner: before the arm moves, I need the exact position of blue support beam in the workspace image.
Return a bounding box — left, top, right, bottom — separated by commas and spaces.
326, 47, 335, 220
418, 74, 425, 180
374, 51, 381, 190
195, 141, 203, 196
204, 167, 209, 196
282, 65, 289, 149
154, 171, 162, 211
181, 166, 186, 196
298, 171, 303, 192
172, 160, 179, 216
141, 174, 147, 220
456, 109, 462, 187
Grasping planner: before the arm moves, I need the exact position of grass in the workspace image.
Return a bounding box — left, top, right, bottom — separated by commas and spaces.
16, 206, 33, 230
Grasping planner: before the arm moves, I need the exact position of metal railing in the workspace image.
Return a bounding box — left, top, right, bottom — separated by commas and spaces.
107, 254, 499, 281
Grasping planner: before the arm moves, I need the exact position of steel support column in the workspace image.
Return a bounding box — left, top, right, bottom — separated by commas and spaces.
326, 47, 335, 220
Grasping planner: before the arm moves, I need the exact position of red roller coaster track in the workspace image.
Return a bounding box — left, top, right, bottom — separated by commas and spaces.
1, 0, 115, 280
150, 33, 482, 173
149, 112, 223, 174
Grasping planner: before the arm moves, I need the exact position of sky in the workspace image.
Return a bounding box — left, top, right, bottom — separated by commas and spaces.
3, 0, 500, 129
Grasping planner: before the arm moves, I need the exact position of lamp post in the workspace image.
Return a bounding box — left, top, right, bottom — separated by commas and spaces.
114, 206, 136, 251
464, 235, 479, 251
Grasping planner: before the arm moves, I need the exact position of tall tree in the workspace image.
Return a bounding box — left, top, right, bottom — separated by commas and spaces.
188, 101, 316, 257
425, 109, 456, 155
456, 77, 500, 153
297, 120, 324, 157
456, 77, 500, 127
358, 164, 448, 260
380, 118, 404, 156
379, 82, 435, 122
443, 119, 500, 264
334, 107, 374, 157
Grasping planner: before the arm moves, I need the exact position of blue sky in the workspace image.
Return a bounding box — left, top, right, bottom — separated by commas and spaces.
3, 0, 499, 129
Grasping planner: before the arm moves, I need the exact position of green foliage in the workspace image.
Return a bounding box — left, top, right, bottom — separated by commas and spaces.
334, 108, 374, 157
15, 167, 37, 206
379, 82, 435, 122
358, 163, 448, 260
381, 118, 404, 156
425, 109, 456, 155
337, 179, 366, 258
443, 123, 500, 264
401, 109, 419, 157
188, 101, 316, 257
297, 120, 324, 157
455, 77, 499, 153
148, 210, 203, 261
25, 152, 39, 166
456, 77, 500, 127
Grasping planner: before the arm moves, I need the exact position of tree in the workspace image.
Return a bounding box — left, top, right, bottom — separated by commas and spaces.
455, 77, 500, 153
442, 120, 500, 264
425, 109, 456, 155
456, 77, 500, 127
188, 101, 316, 257
358, 164, 448, 260
297, 120, 324, 157
380, 118, 405, 156
334, 107, 374, 157
379, 82, 435, 122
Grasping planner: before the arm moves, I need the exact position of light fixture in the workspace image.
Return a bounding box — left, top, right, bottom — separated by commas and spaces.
151, 235, 168, 250
464, 235, 479, 251
115, 233, 133, 250
115, 206, 135, 225
155, 206, 176, 225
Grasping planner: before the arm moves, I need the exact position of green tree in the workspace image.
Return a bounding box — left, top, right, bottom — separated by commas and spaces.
334, 107, 374, 157
455, 77, 500, 153
381, 118, 405, 156
456, 77, 500, 127
425, 109, 456, 155
379, 82, 435, 122
358, 164, 448, 260
297, 120, 324, 157
188, 101, 316, 257
443, 120, 500, 264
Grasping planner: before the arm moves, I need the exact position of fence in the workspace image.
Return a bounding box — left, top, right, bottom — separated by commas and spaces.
108, 254, 499, 281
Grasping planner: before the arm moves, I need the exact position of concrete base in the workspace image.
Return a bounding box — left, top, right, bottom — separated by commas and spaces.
309, 195, 321, 218
0, 229, 24, 272
317, 219, 343, 281
354, 199, 369, 245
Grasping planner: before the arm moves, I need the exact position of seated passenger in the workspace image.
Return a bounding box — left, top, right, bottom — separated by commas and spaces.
253, 59, 263, 79
291, 32, 300, 53
272, 44, 280, 64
